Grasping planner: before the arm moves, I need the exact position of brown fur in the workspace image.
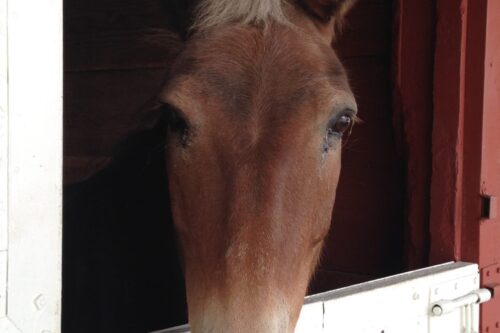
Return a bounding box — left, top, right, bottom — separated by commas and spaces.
160, 1, 357, 332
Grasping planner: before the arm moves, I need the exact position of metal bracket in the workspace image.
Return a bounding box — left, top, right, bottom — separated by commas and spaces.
481, 263, 500, 332
482, 263, 500, 297
431, 288, 492, 316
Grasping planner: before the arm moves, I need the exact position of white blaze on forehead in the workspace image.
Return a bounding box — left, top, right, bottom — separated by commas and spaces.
193, 0, 289, 31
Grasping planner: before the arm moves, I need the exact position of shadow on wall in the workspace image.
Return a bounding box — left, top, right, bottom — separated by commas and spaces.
63, 114, 187, 333
63, 2, 196, 331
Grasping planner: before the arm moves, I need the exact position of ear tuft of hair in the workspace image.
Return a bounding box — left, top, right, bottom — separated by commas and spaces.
192, 0, 289, 31
143, 28, 184, 57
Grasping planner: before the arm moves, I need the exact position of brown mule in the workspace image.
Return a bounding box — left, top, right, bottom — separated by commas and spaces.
160, 1, 358, 331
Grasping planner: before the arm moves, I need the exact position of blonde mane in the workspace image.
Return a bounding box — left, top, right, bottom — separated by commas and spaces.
192, 0, 289, 31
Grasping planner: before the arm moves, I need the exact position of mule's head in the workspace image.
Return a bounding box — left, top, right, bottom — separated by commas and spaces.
159, 1, 357, 331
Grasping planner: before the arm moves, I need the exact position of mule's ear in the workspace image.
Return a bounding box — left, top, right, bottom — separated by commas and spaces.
144, 29, 184, 59
299, 0, 357, 31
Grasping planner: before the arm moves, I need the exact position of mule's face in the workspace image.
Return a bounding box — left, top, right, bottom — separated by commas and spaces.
160, 3, 356, 332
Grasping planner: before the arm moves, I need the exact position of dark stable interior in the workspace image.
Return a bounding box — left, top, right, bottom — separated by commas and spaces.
63, 1, 408, 332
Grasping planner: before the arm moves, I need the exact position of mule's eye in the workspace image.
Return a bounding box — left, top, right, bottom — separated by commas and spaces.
327, 111, 354, 138
167, 107, 188, 133
333, 115, 352, 134
159, 103, 190, 146
323, 110, 355, 154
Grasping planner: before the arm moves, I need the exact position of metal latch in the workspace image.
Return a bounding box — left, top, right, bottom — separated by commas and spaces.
431, 288, 492, 316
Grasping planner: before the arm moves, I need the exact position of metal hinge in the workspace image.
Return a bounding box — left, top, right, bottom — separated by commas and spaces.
481, 263, 500, 332
482, 264, 500, 295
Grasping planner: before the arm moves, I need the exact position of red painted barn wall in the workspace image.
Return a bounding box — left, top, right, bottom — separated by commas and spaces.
474, 0, 500, 269
479, 1, 500, 329
429, 0, 469, 264
393, 0, 435, 270
430, 0, 500, 330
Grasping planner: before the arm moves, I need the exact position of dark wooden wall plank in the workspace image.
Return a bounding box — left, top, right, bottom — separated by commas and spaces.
64, 69, 166, 156
64, 0, 183, 71
335, 0, 393, 58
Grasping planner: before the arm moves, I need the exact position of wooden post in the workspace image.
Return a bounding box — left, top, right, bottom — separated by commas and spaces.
0, 0, 63, 332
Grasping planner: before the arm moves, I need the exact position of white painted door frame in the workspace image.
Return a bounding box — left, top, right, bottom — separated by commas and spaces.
0, 0, 63, 332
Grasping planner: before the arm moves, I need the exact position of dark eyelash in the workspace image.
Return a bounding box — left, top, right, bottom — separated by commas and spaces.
157, 102, 191, 147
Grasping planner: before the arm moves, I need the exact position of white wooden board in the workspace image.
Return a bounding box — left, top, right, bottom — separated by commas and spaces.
0, 251, 6, 318
156, 262, 483, 333
313, 262, 479, 332
0, 0, 63, 332
0, 0, 9, 253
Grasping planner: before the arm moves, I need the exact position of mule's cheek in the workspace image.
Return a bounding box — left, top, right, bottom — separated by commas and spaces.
165, 146, 209, 236
319, 146, 342, 210
165, 150, 193, 234
314, 145, 342, 233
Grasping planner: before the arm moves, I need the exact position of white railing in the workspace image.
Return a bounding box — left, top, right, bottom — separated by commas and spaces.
156, 262, 490, 333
